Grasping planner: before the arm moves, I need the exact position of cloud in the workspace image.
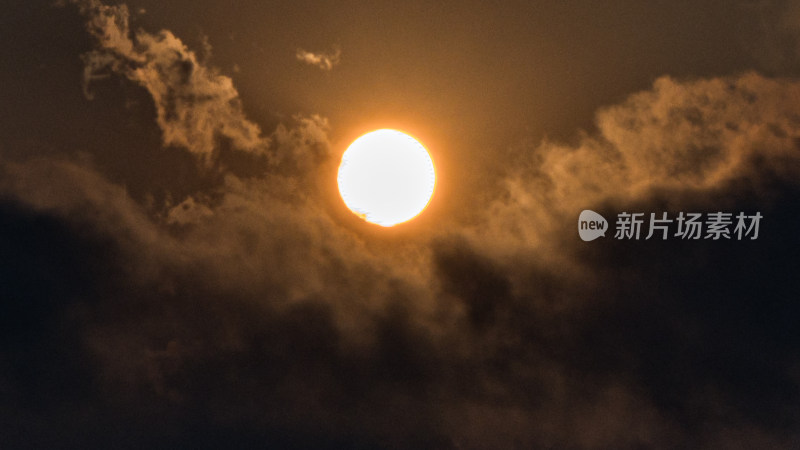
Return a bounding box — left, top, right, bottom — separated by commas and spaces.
72, 0, 268, 165
296, 46, 341, 71
469, 73, 800, 257
3, 1, 800, 448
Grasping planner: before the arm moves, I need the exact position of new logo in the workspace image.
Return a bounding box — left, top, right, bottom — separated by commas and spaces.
578, 210, 608, 241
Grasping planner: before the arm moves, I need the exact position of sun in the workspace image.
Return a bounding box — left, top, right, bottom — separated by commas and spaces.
337, 129, 436, 227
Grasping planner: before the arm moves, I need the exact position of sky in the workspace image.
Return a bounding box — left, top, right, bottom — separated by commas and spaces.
1, 0, 800, 448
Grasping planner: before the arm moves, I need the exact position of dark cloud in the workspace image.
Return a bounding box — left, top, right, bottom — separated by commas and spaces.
1, 1, 800, 449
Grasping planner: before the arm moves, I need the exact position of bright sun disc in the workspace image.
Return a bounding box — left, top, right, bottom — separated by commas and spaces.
338, 129, 435, 227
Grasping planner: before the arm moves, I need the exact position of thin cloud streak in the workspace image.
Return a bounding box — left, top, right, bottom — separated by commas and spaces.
296, 46, 341, 71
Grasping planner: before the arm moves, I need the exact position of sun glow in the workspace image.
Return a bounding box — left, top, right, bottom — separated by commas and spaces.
337, 129, 436, 227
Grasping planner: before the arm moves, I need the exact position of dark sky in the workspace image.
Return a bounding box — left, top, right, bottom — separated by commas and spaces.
1, 0, 800, 448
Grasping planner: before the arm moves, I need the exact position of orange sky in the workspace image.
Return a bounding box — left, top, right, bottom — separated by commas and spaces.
1, 1, 800, 448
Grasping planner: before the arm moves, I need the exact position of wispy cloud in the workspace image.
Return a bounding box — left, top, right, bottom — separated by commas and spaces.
296, 46, 341, 71
72, 0, 268, 165
470, 73, 800, 255
4, 1, 800, 448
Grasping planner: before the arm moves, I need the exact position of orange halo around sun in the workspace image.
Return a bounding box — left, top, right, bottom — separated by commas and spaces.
337, 129, 436, 227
